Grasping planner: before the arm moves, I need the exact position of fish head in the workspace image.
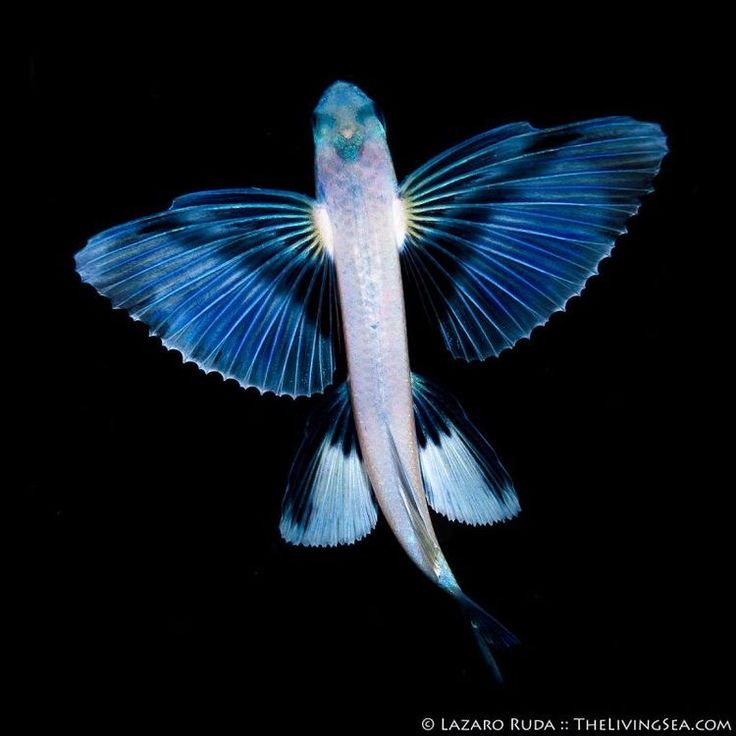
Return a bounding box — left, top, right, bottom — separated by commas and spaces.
313, 81, 386, 162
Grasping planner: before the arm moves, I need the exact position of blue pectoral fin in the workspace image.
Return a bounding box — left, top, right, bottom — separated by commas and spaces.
400, 117, 668, 361
412, 375, 520, 525
76, 189, 338, 398
280, 384, 378, 547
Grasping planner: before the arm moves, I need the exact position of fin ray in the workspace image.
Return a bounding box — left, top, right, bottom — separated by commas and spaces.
400, 117, 668, 361
413, 375, 520, 525
280, 385, 377, 547
386, 428, 440, 561
76, 189, 338, 397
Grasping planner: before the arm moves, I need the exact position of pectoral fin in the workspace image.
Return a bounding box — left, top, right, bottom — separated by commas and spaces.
400, 118, 667, 361
76, 189, 338, 398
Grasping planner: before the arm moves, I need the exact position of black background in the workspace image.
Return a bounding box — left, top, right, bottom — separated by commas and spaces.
22, 18, 728, 731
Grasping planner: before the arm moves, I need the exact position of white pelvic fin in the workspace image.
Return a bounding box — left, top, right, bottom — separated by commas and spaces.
280, 384, 377, 547
386, 428, 442, 560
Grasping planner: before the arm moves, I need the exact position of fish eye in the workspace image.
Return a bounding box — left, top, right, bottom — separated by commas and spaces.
355, 103, 375, 124
356, 102, 386, 132
312, 112, 336, 131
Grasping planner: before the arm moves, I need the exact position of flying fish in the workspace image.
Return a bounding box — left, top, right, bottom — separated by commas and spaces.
76, 81, 667, 677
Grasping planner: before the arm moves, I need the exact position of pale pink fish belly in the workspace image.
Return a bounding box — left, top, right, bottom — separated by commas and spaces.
317, 140, 450, 583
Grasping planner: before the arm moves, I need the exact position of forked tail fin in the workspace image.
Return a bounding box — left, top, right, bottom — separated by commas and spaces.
400, 374, 521, 681
456, 591, 519, 684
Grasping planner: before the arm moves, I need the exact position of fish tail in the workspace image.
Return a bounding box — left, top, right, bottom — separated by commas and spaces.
385, 408, 519, 682
433, 555, 518, 683
456, 590, 519, 684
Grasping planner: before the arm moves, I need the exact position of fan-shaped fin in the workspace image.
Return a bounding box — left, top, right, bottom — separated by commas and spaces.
76, 189, 338, 397
400, 117, 668, 360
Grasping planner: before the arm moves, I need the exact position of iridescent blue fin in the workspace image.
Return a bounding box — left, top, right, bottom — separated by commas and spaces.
400, 118, 668, 360
76, 189, 338, 397
280, 384, 377, 547
412, 375, 520, 525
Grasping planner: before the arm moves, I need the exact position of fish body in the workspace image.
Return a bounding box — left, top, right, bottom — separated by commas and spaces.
75, 81, 668, 678
315, 83, 447, 584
